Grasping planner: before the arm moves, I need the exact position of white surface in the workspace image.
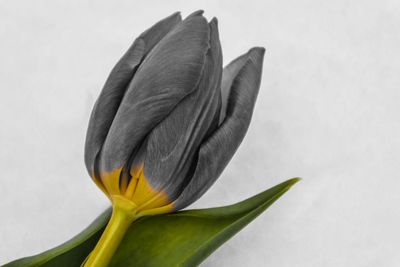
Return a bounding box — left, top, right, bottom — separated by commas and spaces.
1, 1, 399, 266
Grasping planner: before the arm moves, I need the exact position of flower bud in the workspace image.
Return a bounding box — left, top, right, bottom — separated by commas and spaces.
84, 11, 265, 217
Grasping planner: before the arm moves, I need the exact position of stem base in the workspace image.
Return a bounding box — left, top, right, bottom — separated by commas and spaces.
83, 196, 138, 267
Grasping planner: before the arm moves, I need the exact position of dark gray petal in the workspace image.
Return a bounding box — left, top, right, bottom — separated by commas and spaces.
84, 39, 145, 177
100, 13, 210, 173
173, 47, 265, 210
137, 18, 222, 199
186, 10, 204, 18
219, 52, 250, 124
139, 12, 182, 55
84, 12, 182, 177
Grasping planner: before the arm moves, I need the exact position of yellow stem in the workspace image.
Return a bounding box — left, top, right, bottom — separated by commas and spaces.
83, 196, 138, 267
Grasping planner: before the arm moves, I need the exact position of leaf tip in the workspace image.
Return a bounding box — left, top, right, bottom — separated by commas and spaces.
280, 177, 301, 192
288, 177, 301, 186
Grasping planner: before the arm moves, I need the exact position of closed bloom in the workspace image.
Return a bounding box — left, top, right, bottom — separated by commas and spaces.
84, 11, 264, 266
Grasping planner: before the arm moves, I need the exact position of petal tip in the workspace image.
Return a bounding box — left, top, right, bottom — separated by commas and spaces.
169, 11, 182, 22
247, 47, 266, 67
182, 10, 208, 30
187, 10, 204, 19
192, 9, 204, 15
209, 17, 218, 26
248, 47, 266, 58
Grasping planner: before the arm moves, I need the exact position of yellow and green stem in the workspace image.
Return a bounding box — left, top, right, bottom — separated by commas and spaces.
85, 165, 175, 266
83, 196, 138, 267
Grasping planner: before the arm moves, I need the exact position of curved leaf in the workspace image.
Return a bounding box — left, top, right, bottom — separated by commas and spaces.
3, 209, 112, 267
4, 178, 299, 267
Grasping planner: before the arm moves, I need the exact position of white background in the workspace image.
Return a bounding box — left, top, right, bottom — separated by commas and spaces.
1, 1, 399, 266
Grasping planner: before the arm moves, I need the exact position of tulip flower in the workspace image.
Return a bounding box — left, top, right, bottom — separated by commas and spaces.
83, 10, 265, 266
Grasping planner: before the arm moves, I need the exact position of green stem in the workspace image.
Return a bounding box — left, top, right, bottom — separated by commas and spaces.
83, 196, 138, 267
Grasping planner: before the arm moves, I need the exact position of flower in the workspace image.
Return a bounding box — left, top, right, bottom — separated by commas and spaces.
83, 10, 265, 266
85, 10, 265, 217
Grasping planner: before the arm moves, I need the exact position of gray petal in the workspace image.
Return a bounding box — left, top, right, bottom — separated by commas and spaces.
84, 12, 181, 177
100, 13, 210, 174
139, 12, 182, 55
84, 39, 145, 178
173, 47, 265, 210
138, 18, 222, 199
186, 10, 204, 18
219, 51, 250, 124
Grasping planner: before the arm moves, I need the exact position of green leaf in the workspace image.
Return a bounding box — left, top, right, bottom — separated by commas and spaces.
4, 178, 299, 267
